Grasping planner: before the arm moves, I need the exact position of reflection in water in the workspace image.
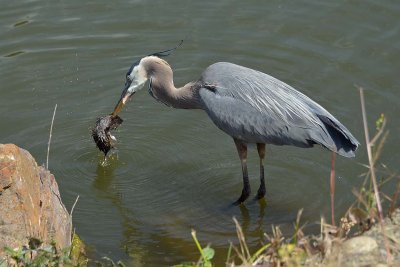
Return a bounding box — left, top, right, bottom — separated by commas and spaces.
2, 0, 399, 265
257, 199, 267, 235
239, 204, 250, 234
93, 158, 200, 265
93, 157, 270, 265
94, 158, 118, 192
241, 199, 268, 247
236, 199, 267, 236
92, 158, 143, 263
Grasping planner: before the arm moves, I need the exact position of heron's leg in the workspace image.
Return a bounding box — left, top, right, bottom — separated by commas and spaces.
233, 139, 250, 205
256, 143, 266, 200
330, 152, 336, 226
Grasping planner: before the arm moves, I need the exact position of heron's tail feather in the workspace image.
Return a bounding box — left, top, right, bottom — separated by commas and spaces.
311, 115, 359, 158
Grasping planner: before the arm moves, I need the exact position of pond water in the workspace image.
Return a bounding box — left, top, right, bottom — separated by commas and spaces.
1, 1, 399, 266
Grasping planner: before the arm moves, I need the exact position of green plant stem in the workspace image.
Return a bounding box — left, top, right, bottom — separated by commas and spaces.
250, 243, 271, 263
191, 230, 207, 264
226, 242, 232, 264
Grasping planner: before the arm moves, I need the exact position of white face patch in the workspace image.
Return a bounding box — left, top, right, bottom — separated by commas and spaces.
127, 63, 148, 93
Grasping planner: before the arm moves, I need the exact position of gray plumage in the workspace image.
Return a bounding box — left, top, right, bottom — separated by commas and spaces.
198, 62, 359, 157
113, 55, 359, 204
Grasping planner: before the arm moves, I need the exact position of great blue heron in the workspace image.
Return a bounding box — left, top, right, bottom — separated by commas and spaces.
110, 46, 359, 224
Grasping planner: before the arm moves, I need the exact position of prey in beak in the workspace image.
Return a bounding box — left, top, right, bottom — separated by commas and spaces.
93, 80, 133, 156
92, 115, 123, 156
92, 63, 145, 155
93, 84, 132, 156
91, 41, 182, 156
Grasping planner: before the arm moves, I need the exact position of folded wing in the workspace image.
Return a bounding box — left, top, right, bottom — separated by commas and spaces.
199, 62, 359, 157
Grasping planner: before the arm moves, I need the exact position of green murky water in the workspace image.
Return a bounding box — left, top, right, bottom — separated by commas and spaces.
1, 1, 399, 266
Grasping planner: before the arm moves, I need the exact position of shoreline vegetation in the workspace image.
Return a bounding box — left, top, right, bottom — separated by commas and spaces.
0, 88, 399, 266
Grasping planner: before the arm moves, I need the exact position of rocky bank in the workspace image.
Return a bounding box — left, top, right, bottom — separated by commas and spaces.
317, 209, 400, 266
0, 144, 71, 254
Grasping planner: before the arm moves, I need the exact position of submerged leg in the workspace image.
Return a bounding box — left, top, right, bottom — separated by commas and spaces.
330, 151, 336, 226
256, 143, 266, 200
233, 139, 250, 205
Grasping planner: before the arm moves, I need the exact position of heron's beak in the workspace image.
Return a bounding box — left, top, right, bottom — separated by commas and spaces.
111, 86, 135, 117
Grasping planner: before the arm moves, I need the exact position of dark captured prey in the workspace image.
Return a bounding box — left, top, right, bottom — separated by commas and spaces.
105, 42, 359, 225
92, 115, 123, 156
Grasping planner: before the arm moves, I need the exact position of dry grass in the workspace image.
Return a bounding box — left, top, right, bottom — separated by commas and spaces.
46, 104, 57, 170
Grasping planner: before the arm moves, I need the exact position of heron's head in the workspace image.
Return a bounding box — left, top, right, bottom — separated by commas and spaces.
111, 58, 147, 116
111, 40, 183, 117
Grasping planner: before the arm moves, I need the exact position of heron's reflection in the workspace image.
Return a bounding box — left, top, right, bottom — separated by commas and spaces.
92, 157, 200, 265
230, 198, 267, 245
93, 155, 138, 224
92, 157, 142, 261
92, 156, 272, 265
238, 204, 250, 233
257, 198, 267, 232
94, 157, 118, 192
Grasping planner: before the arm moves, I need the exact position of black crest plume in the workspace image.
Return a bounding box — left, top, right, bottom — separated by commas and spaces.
127, 40, 183, 76
149, 40, 183, 58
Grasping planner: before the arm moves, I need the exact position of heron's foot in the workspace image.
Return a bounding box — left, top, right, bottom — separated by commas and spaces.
255, 185, 266, 200
233, 188, 251, 206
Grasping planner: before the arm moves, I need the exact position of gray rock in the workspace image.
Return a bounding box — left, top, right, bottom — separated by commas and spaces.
342, 236, 378, 253
338, 236, 380, 267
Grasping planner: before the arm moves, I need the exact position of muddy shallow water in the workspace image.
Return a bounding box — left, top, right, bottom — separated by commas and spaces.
1, 1, 399, 266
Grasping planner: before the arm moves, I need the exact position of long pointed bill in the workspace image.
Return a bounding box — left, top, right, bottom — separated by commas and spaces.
111, 98, 124, 117
111, 88, 134, 117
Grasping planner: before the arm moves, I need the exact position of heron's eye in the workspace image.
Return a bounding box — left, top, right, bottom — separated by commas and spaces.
126, 75, 132, 82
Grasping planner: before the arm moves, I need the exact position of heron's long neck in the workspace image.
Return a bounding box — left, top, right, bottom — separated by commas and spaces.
170, 82, 202, 109
146, 58, 202, 109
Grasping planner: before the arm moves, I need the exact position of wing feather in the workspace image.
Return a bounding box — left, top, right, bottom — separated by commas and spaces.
198, 62, 359, 156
